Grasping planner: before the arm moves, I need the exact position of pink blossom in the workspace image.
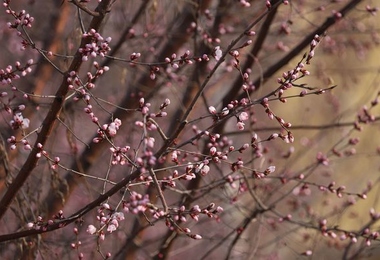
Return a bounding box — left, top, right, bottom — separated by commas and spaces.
107, 224, 117, 233
236, 121, 245, 130
238, 111, 249, 121
214, 46, 222, 61
86, 225, 97, 235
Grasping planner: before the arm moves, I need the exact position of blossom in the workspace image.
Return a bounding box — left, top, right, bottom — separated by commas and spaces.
86, 225, 97, 235
238, 111, 249, 121
266, 165, 276, 173
10, 112, 30, 129
112, 212, 125, 221
214, 46, 222, 61
145, 137, 155, 148
105, 118, 122, 137
200, 165, 210, 176
236, 121, 245, 130
107, 223, 117, 233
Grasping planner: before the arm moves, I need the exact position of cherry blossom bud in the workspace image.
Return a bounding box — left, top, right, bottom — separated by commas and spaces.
246, 30, 256, 36
269, 133, 279, 140
302, 250, 312, 256
145, 137, 155, 148
26, 222, 34, 229
208, 106, 217, 114
221, 107, 229, 116
193, 234, 202, 240
200, 165, 210, 176
102, 203, 110, 210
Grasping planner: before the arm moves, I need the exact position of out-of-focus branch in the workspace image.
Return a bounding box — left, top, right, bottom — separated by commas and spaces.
211, 0, 363, 147
243, 0, 363, 101
220, 0, 279, 109
101, 0, 151, 68
70, 0, 102, 17
223, 116, 380, 134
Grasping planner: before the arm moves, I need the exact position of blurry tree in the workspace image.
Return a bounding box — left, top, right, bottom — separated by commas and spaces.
0, 0, 380, 259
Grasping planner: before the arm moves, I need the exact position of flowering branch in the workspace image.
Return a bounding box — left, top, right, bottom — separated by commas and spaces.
0, 0, 114, 220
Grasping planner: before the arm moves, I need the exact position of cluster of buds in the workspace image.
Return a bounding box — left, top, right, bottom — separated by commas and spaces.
182, 163, 197, 180
252, 165, 276, 179
364, 229, 380, 247
50, 156, 61, 170
176, 161, 211, 181
306, 34, 321, 64
135, 98, 170, 131
278, 62, 310, 89
316, 152, 329, 166
171, 150, 180, 164
26, 210, 65, 231
135, 148, 157, 170
129, 52, 141, 61
230, 158, 244, 172
357, 106, 376, 125
209, 146, 228, 163
318, 218, 374, 245
261, 98, 275, 120
67, 71, 93, 104
79, 29, 111, 61
137, 97, 150, 115
156, 98, 170, 117
85, 61, 109, 89
5, 7, 34, 29
172, 203, 223, 223
318, 181, 349, 198
0, 60, 33, 84
366, 5, 378, 15
261, 99, 293, 138
7, 136, 17, 150
194, 161, 211, 176
103, 211, 125, 233
26, 216, 47, 231
110, 146, 130, 165
105, 118, 122, 137
236, 111, 249, 130
149, 66, 160, 80
93, 118, 122, 142
208, 105, 230, 121
86, 203, 125, 236
205, 131, 221, 144
165, 50, 194, 69
122, 191, 150, 214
